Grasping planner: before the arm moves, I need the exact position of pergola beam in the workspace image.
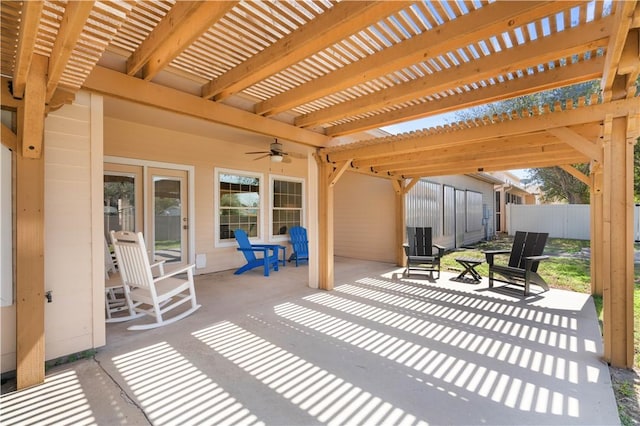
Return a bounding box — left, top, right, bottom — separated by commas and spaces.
340, 149, 587, 181
256, 1, 578, 117
397, 153, 588, 179
559, 164, 591, 186
601, 1, 637, 100
1, 124, 17, 151
296, 17, 612, 128
328, 160, 352, 187
127, 1, 236, 81
202, 1, 409, 101
45, 1, 94, 102
11, 1, 43, 99
323, 97, 636, 162
327, 56, 605, 137
546, 126, 603, 162
83, 66, 330, 147
352, 132, 560, 169
380, 143, 576, 174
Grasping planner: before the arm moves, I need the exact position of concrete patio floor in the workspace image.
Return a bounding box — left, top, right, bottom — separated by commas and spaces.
1, 257, 619, 425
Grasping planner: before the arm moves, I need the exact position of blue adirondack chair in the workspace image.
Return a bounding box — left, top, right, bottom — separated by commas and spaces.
288, 226, 309, 267
234, 229, 283, 276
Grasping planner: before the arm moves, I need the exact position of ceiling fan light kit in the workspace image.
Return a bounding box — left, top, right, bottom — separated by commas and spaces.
245, 138, 300, 163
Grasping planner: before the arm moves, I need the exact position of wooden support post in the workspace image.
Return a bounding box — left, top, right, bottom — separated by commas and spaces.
590, 162, 603, 296
15, 53, 47, 389
317, 160, 334, 291
602, 115, 635, 368
393, 179, 406, 267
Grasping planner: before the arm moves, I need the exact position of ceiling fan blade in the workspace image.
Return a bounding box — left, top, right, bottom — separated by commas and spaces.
245, 150, 270, 155
253, 154, 270, 160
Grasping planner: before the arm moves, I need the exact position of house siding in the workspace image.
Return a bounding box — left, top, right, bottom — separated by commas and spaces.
104, 116, 310, 275
1, 91, 104, 373
334, 172, 396, 263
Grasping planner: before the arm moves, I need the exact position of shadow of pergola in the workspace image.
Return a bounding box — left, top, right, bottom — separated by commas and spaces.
1, 262, 616, 426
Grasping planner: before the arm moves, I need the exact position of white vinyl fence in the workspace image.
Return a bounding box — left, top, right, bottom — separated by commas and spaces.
506, 204, 640, 241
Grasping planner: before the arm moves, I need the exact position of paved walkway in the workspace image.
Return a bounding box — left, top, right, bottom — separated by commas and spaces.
1, 258, 619, 425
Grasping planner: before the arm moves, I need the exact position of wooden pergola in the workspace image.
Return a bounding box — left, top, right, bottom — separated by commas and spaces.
1, 0, 638, 389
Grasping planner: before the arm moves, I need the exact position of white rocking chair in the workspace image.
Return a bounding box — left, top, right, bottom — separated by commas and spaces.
110, 230, 200, 330
104, 236, 144, 323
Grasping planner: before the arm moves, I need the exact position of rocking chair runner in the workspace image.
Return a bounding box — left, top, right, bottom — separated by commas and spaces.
484, 231, 550, 296
110, 230, 200, 330
403, 227, 445, 278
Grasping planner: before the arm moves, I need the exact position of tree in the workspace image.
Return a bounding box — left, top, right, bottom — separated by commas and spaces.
526, 165, 590, 204
454, 79, 640, 204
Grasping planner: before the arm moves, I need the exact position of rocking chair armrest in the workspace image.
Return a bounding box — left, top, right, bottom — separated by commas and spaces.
154, 263, 195, 282
150, 260, 166, 275
402, 243, 410, 256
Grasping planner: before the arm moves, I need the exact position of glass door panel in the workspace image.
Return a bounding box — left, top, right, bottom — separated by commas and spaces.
103, 163, 143, 239
149, 168, 188, 267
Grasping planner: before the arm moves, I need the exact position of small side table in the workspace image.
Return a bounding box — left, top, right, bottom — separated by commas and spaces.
454, 257, 483, 282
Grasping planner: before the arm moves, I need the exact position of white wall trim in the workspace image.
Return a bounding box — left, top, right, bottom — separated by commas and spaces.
91, 93, 106, 348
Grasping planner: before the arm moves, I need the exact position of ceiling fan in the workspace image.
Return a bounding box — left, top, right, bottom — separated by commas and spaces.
245, 139, 304, 163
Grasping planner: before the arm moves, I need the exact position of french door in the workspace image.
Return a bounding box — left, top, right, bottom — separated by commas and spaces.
104, 163, 189, 268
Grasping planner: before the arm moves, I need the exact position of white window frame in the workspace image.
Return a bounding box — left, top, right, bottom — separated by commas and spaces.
215, 168, 264, 247
269, 174, 305, 242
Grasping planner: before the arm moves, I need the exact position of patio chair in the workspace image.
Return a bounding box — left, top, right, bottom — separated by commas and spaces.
288, 226, 309, 267
104, 234, 167, 323
104, 236, 141, 323
403, 227, 445, 279
110, 230, 200, 330
234, 228, 284, 276
484, 231, 550, 296
104, 236, 118, 279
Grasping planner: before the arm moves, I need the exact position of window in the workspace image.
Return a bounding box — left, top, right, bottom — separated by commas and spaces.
104, 173, 137, 235
217, 170, 261, 242
271, 177, 303, 238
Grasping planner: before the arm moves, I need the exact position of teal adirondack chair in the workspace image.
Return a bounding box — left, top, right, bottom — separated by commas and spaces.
288, 226, 309, 267
234, 229, 283, 276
